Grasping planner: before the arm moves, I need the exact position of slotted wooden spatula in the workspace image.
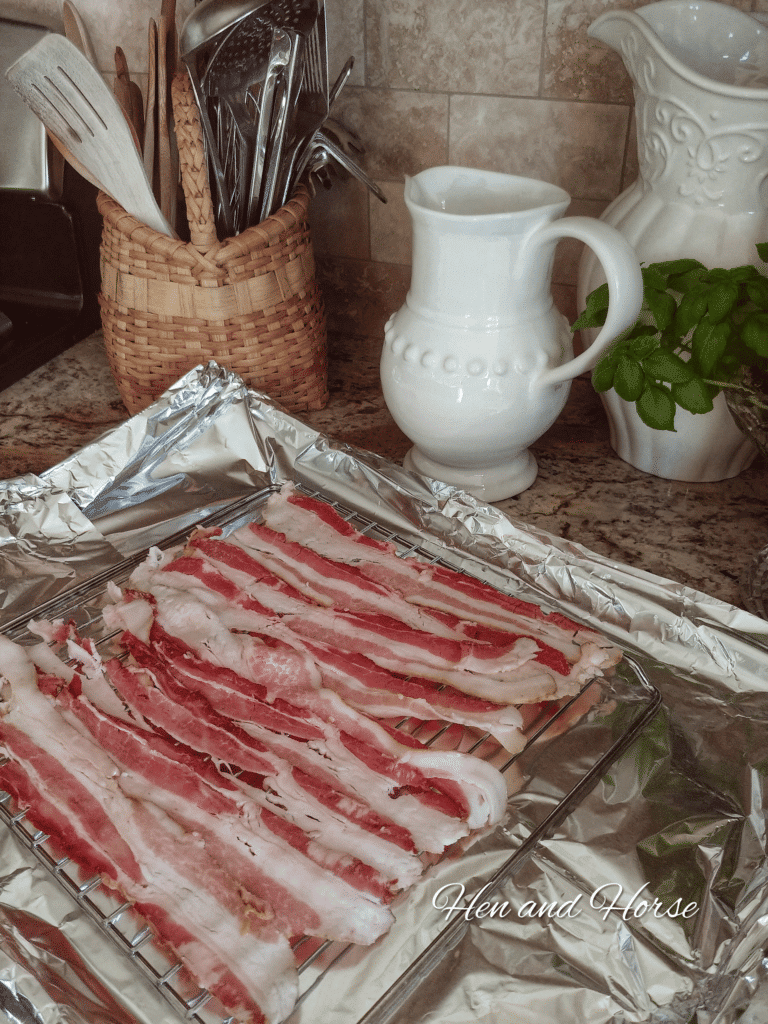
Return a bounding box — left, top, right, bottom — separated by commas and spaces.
7, 34, 176, 237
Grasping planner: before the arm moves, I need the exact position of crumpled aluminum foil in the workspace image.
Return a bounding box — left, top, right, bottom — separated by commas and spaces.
1, 362, 767, 1024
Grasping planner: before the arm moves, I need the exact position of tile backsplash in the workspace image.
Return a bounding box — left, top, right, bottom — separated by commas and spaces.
3, 0, 767, 340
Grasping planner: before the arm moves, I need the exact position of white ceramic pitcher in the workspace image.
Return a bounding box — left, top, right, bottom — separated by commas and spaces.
577, 0, 768, 482
380, 166, 644, 501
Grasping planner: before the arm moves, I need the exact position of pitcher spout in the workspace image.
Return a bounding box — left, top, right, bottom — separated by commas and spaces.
589, 1, 768, 97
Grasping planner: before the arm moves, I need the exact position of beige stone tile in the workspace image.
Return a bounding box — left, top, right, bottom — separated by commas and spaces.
325, 0, 365, 90
544, 0, 758, 103
316, 256, 410, 337
449, 94, 630, 202
331, 88, 448, 180
0, 0, 61, 32
307, 175, 370, 259
365, 0, 544, 95
543, 0, 637, 104
369, 180, 409, 265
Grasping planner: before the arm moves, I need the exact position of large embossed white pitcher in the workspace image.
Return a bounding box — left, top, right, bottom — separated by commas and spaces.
578, 0, 768, 481
380, 167, 643, 501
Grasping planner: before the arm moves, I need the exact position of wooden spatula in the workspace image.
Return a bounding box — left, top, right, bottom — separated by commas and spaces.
61, 0, 97, 65
7, 34, 175, 237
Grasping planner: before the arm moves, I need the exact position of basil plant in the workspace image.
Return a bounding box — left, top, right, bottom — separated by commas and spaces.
572, 243, 768, 431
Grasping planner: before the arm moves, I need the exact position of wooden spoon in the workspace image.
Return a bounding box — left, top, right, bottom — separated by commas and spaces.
144, 19, 158, 197
157, 0, 179, 229
113, 46, 144, 151
61, 0, 97, 65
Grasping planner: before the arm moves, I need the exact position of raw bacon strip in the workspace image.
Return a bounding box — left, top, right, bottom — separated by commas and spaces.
153, 547, 527, 749
262, 484, 622, 685
122, 623, 422, 852
222, 523, 542, 672
0, 637, 296, 1024
106, 582, 507, 821
191, 532, 465, 638
281, 607, 563, 703
143, 552, 556, 704
188, 534, 577, 684
284, 637, 527, 753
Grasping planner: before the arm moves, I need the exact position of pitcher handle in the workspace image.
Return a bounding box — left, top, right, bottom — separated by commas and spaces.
533, 216, 643, 389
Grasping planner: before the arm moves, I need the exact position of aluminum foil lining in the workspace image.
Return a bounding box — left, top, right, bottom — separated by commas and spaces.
1, 361, 768, 1024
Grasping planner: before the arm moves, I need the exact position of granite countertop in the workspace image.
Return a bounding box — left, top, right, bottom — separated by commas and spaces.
1, 329, 767, 612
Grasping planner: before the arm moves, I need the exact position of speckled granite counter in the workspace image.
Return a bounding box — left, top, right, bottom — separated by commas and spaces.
2, 329, 767, 611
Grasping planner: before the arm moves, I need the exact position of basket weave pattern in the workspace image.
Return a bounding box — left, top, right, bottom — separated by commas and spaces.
98, 72, 328, 416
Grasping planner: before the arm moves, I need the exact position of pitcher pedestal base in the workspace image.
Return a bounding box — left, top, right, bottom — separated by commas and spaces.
403, 446, 538, 501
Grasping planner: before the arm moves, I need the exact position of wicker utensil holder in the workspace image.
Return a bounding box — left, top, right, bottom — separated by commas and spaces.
98, 71, 328, 416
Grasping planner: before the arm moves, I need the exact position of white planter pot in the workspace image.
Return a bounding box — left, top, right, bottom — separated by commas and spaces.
602, 389, 756, 482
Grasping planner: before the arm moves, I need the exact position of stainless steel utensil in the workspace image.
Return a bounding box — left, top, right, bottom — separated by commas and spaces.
272, 50, 358, 210
6, 34, 176, 237
296, 128, 387, 204
246, 25, 292, 224
180, 0, 264, 237
257, 0, 319, 220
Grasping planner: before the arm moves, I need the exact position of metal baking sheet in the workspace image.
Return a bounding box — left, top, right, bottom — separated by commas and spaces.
1, 361, 768, 1024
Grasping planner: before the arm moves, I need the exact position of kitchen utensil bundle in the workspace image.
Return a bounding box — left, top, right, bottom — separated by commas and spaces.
180, 0, 384, 238
4, 0, 382, 244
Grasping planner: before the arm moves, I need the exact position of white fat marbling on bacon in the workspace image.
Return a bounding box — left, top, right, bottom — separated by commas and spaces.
116, 767, 395, 946
138, 551, 555, 705
139, 581, 507, 829
51, 678, 397, 923
261, 485, 622, 690
224, 522, 542, 670
106, 579, 505, 850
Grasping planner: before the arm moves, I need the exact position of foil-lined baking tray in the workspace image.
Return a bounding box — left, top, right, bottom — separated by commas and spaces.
1, 362, 768, 1024
0, 480, 661, 1024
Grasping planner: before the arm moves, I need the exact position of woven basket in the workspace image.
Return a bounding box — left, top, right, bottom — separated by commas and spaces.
98, 71, 328, 416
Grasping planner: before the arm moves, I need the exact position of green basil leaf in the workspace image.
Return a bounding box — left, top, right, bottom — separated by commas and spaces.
725, 265, 759, 283
636, 384, 676, 431
641, 349, 694, 384
667, 266, 708, 294
746, 276, 768, 309
671, 378, 715, 415
572, 283, 610, 331
644, 288, 676, 331
592, 353, 618, 392
756, 242, 768, 264
652, 258, 705, 278
673, 287, 708, 337
691, 319, 730, 376
628, 329, 662, 361
706, 282, 739, 323
614, 355, 645, 402
742, 312, 768, 357
642, 266, 670, 293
